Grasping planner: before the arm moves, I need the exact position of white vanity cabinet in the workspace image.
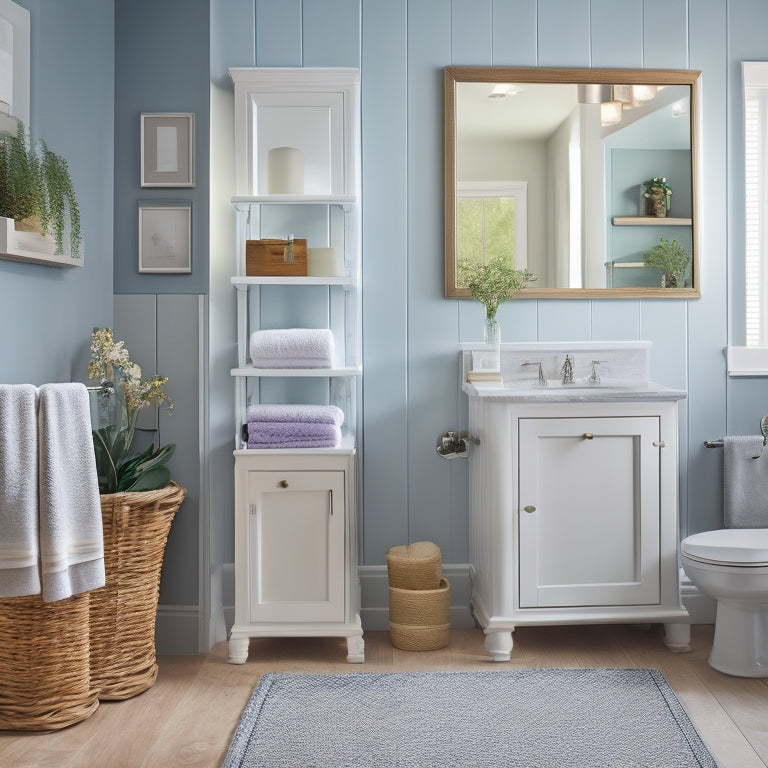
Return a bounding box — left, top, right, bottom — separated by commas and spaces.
463, 342, 690, 661
227, 67, 364, 664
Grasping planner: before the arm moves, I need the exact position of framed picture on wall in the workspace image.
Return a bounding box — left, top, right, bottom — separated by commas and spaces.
140, 112, 195, 187
138, 201, 192, 273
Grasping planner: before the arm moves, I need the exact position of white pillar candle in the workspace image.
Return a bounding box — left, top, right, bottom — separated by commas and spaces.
307, 247, 342, 276
267, 146, 305, 194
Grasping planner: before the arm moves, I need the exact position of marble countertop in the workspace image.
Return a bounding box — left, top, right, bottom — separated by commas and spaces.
462, 379, 688, 403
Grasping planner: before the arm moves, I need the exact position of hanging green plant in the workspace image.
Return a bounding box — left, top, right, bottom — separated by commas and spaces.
0, 120, 82, 257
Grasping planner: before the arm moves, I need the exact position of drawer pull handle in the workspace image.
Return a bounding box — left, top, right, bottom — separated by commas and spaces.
278, 480, 289, 488
583, 432, 594, 440
523, 505, 536, 513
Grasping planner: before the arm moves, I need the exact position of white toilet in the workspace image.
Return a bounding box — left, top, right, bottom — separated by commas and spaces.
681, 528, 768, 677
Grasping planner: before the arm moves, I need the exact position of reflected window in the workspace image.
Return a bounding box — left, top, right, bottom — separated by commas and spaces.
456, 181, 527, 274
743, 62, 768, 345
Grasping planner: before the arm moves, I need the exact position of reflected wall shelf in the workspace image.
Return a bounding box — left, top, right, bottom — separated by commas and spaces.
612, 216, 692, 226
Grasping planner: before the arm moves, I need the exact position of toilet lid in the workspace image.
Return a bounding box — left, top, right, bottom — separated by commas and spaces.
682, 529, 768, 565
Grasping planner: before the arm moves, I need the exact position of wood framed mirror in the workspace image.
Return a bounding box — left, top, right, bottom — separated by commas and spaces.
445, 67, 701, 299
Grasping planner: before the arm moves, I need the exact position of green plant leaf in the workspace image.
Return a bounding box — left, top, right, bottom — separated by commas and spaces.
124, 466, 171, 493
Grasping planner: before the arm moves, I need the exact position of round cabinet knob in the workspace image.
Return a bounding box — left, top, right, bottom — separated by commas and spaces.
523, 505, 536, 513
583, 432, 594, 440
278, 480, 289, 488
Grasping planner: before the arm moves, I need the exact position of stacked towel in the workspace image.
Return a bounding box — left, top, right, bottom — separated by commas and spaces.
250, 328, 334, 369
0, 384, 41, 597
246, 404, 343, 449
37, 383, 105, 601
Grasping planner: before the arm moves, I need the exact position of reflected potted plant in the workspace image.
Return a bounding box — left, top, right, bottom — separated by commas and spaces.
642, 177, 672, 218
87, 327, 185, 700
0, 120, 82, 256
643, 238, 689, 288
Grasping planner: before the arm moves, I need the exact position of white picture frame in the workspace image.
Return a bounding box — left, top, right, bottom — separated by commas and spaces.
138, 202, 191, 273
140, 112, 195, 187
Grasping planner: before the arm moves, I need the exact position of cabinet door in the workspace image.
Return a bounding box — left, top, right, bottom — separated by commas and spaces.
246, 470, 345, 623
518, 416, 660, 608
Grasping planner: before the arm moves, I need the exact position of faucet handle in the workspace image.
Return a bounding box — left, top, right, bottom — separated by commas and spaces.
589, 360, 605, 384
522, 361, 546, 386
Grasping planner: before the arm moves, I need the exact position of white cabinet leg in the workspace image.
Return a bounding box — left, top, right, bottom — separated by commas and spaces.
228, 636, 250, 664
664, 622, 691, 653
346, 634, 365, 663
484, 630, 514, 661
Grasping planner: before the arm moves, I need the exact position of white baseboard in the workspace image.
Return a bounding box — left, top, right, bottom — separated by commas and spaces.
155, 604, 202, 655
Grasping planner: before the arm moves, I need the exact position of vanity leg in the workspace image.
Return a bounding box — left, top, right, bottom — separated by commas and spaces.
228, 636, 250, 664
484, 630, 514, 661
346, 634, 366, 663
663, 621, 692, 653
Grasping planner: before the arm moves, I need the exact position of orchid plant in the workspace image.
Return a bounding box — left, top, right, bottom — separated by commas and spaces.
88, 327, 175, 493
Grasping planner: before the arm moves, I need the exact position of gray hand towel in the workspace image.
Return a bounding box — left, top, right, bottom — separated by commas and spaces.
723, 435, 768, 528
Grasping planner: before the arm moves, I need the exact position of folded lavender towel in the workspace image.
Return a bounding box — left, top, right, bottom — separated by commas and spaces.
246, 403, 344, 427
247, 421, 341, 449
250, 328, 334, 369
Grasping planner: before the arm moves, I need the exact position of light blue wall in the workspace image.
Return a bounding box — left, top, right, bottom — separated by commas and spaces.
0, 0, 114, 385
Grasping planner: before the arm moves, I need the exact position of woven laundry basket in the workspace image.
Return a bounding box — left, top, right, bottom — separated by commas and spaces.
90, 482, 185, 700
389, 577, 450, 651
385, 541, 442, 590
0, 592, 99, 730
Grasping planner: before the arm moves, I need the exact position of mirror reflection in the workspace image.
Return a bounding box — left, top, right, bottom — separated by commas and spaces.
445, 67, 701, 298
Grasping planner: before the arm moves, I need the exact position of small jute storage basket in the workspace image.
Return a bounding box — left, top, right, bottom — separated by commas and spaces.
0, 592, 99, 730
385, 541, 442, 590
90, 481, 185, 700
389, 577, 450, 651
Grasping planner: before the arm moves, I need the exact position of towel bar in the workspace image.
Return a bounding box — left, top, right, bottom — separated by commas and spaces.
704, 440, 724, 448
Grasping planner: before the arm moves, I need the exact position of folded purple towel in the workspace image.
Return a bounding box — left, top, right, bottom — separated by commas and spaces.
246, 403, 344, 427
247, 421, 341, 449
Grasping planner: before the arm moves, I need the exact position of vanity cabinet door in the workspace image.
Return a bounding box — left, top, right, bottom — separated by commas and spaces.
245, 469, 346, 623
518, 416, 660, 608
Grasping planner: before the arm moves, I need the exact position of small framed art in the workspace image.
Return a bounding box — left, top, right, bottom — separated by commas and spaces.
138, 201, 192, 273
140, 112, 195, 187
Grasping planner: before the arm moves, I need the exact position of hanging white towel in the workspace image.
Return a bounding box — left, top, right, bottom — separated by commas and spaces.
723, 435, 768, 528
38, 383, 105, 601
0, 384, 42, 597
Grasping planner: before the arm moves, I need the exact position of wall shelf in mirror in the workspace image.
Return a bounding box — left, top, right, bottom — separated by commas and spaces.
445, 66, 701, 299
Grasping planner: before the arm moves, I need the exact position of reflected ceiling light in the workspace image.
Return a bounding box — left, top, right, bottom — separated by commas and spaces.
488, 83, 522, 98
600, 100, 623, 126
671, 101, 688, 117
577, 84, 610, 103
612, 85, 633, 104
631, 84, 657, 103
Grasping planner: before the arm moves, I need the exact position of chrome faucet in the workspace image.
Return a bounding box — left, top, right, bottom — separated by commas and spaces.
560, 354, 574, 384
522, 361, 546, 387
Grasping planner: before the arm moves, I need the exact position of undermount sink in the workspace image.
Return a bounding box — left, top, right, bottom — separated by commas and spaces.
534, 379, 633, 390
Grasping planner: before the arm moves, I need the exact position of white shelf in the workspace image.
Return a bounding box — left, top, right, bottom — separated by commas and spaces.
231, 275, 354, 288
231, 366, 362, 377
232, 194, 357, 208
612, 216, 692, 226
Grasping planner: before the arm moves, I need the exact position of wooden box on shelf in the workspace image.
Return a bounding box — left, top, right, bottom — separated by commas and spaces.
246, 238, 307, 276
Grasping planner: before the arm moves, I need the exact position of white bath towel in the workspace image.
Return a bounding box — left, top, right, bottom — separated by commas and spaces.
38, 383, 105, 601
0, 384, 42, 597
723, 435, 768, 528
250, 328, 334, 369
246, 403, 344, 427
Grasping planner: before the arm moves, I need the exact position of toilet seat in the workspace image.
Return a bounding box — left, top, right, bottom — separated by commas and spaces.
682, 529, 768, 567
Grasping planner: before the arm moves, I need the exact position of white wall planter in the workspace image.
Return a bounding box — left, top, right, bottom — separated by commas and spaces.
0, 216, 82, 268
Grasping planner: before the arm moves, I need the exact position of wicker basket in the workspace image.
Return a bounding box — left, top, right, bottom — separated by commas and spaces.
389, 577, 450, 651
385, 541, 442, 590
90, 482, 185, 700
0, 592, 99, 730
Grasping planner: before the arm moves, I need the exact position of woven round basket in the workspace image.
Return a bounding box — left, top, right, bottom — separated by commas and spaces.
0, 592, 99, 730
389, 576, 450, 626
390, 622, 451, 651
90, 481, 185, 701
385, 541, 442, 590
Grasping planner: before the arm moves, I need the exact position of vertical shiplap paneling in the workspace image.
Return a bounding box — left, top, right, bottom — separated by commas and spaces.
643, 0, 689, 69
684, 0, 728, 536
156, 294, 201, 607
536, 0, 591, 67
492, 0, 537, 65
255, 0, 302, 66
212, 0, 255, 69
303, 0, 360, 67
451, 0, 492, 65
407, 0, 461, 559
361, 0, 409, 563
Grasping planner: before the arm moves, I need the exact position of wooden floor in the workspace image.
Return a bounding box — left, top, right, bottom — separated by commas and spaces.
1, 624, 767, 767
